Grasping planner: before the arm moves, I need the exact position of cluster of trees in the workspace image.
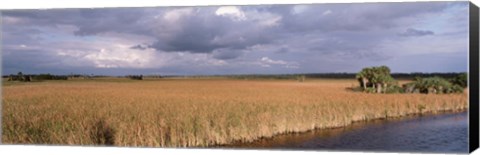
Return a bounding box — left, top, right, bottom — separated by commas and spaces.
127, 75, 143, 80
403, 74, 466, 94
68, 74, 94, 79
34, 74, 68, 80
145, 75, 163, 79
356, 66, 467, 94
355, 66, 398, 93
229, 74, 302, 80
7, 72, 31, 82
7, 72, 69, 82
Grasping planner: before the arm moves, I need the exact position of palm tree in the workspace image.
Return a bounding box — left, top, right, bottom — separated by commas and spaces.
356, 70, 368, 90
380, 75, 395, 93
378, 66, 391, 75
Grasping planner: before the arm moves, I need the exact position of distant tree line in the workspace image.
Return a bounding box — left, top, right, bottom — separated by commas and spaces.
306, 72, 465, 80
4, 72, 165, 81
7, 72, 32, 82
228, 74, 302, 80
34, 73, 68, 80
6, 72, 68, 82
215, 72, 466, 81
356, 66, 467, 94
144, 75, 163, 79
126, 74, 163, 80
127, 75, 143, 80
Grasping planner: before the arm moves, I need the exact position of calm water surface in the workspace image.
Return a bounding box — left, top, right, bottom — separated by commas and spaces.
227, 112, 468, 153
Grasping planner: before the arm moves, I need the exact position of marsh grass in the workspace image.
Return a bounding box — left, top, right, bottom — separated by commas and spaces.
2, 79, 468, 147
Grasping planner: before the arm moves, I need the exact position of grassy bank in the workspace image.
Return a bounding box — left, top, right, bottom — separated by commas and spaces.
2, 79, 468, 147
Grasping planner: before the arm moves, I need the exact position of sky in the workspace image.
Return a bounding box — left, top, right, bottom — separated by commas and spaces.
1, 2, 469, 76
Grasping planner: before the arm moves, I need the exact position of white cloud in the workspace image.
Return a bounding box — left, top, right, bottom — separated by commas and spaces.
259, 57, 299, 69
83, 47, 154, 69
215, 6, 246, 21
261, 57, 287, 65
48, 32, 159, 69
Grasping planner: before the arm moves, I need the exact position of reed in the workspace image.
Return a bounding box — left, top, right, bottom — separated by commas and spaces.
2, 79, 468, 147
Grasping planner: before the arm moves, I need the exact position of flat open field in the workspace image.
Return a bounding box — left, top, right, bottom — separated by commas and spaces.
1, 78, 468, 147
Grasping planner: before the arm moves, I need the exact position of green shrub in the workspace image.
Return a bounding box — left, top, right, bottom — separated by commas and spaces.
386, 85, 404, 94
405, 76, 463, 94
450, 73, 467, 88
450, 85, 464, 93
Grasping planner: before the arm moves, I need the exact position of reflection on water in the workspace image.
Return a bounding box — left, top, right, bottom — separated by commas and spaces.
228, 112, 468, 153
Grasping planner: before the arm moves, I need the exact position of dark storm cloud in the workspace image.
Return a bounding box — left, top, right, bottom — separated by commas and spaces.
145, 7, 278, 54
1, 2, 469, 75
4, 7, 278, 54
398, 28, 435, 37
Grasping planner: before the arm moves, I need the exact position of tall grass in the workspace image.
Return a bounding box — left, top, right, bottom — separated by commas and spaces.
2, 79, 468, 147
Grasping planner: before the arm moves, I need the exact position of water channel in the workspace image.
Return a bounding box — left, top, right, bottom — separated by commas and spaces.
227, 111, 468, 153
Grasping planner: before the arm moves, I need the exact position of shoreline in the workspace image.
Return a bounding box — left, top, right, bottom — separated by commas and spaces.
215, 108, 468, 148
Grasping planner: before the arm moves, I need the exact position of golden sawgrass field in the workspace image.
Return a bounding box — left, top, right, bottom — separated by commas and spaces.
1, 78, 468, 147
